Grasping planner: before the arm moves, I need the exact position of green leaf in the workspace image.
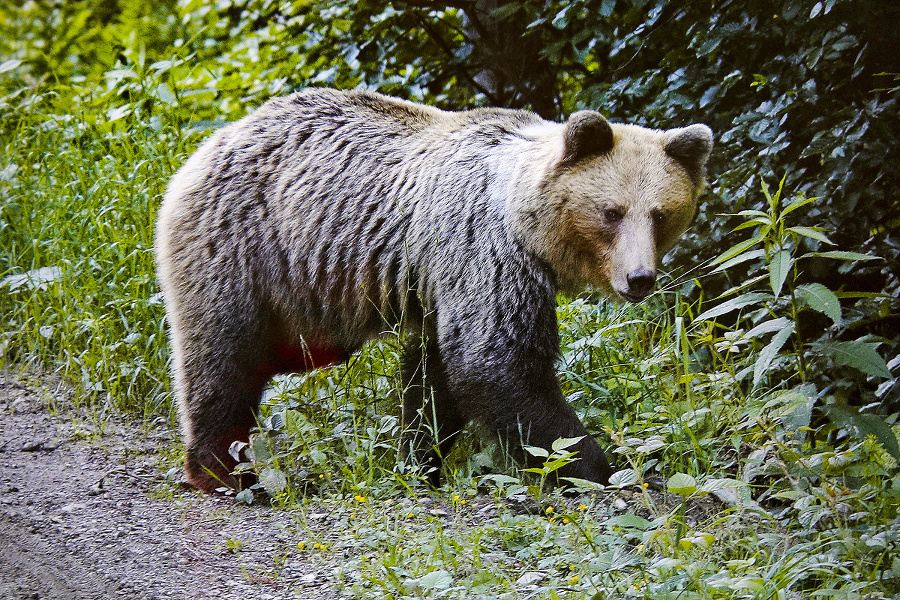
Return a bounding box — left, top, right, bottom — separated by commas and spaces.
551, 6, 570, 27
753, 323, 794, 387
697, 478, 747, 495
480, 474, 521, 487
825, 403, 900, 461
765, 386, 816, 430
268, 411, 286, 430
807, 250, 880, 261
523, 445, 549, 458
234, 488, 254, 504
819, 340, 892, 379
560, 477, 605, 491
735, 209, 770, 218
695, 292, 771, 322
769, 250, 792, 299
419, 570, 453, 590
734, 217, 772, 231
795, 283, 841, 324
0, 59, 22, 74
710, 248, 766, 274
744, 317, 793, 339
551, 436, 584, 452
787, 226, 834, 245
781, 195, 817, 217
667, 473, 697, 496
711, 235, 764, 265
259, 467, 288, 495
604, 514, 651, 529
761, 175, 786, 213
491, 3, 521, 19
608, 469, 639, 488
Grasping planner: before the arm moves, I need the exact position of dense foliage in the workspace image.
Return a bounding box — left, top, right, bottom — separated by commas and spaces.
2, 0, 899, 597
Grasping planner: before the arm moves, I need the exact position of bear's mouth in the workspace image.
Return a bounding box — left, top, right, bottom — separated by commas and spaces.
621, 294, 645, 303
617, 290, 649, 303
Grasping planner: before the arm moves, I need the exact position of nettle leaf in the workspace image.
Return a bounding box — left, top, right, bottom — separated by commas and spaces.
764, 386, 816, 431
818, 340, 892, 379
259, 467, 288, 495
744, 316, 792, 339
711, 235, 764, 265
695, 292, 771, 322
523, 445, 549, 459
807, 250, 880, 262
551, 436, 584, 452
769, 250, 792, 299
418, 570, 453, 590
698, 478, 747, 495
710, 248, 766, 274
608, 469, 639, 488
753, 323, 794, 387
780, 195, 817, 218
825, 403, 900, 461
234, 489, 254, 504
667, 473, 697, 497
787, 226, 834, 245
796, 283, 841, 324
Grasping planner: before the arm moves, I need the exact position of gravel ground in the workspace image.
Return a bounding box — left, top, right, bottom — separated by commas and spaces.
0, 371, 341, 600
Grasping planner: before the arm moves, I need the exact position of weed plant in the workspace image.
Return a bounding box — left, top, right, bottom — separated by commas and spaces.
2, 28, 899, 600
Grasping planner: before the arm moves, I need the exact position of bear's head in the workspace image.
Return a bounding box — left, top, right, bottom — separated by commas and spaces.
511, 111, 713, 301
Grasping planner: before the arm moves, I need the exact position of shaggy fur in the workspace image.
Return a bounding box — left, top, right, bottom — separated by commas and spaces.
155, 88, 713, 493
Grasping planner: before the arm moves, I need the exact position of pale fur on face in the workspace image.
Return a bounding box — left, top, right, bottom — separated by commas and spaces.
508, 120, 710, 300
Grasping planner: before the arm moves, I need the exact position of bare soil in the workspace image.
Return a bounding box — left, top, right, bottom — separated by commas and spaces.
0, 371, 340, 600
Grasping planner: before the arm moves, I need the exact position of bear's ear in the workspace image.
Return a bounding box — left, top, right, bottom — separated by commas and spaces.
663, 124, 714, 181
560, 111, 614, 166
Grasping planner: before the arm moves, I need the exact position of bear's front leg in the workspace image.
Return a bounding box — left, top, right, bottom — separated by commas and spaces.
460, 361, 612, 486
437, 308, 612, 486
400, 331, 465, 487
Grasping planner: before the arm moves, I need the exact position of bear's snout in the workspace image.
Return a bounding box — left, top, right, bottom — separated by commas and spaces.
623, 268, 656, 302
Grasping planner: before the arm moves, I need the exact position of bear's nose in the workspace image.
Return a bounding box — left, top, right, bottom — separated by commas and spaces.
626, 269, 656, 299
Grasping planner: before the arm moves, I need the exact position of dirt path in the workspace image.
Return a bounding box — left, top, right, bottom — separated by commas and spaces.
0, 371, 339, 600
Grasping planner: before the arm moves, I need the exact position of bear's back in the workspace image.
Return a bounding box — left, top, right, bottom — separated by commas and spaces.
157, 89, 549, 349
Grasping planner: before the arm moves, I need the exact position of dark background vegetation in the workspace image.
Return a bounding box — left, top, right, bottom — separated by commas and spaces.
5, 0, 898, 314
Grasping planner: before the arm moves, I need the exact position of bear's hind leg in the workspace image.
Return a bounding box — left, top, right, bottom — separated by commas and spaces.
179, 358, 267, 493
177, 334, 353, 493
401, 333, 464, 487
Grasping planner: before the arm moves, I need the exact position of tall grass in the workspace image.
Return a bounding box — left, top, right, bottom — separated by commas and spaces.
0, 88, 190, 419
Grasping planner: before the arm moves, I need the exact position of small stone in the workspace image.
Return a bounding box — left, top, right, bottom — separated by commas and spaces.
516, 571, 544, 586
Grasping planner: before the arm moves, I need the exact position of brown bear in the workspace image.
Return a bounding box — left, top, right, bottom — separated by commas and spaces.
155, 88, 712, 493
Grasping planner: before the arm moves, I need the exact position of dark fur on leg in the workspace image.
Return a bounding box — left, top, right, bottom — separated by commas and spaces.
400, 331, 465, 487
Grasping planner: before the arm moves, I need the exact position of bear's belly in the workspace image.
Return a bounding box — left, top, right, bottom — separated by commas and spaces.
266, 343, 351, 376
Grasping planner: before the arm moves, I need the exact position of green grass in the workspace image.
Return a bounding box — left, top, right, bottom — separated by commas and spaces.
2, 51, 899, 600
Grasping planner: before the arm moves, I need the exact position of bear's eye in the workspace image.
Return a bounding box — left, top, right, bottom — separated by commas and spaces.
652, 210, 667, 226
604, 208, 624, 223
